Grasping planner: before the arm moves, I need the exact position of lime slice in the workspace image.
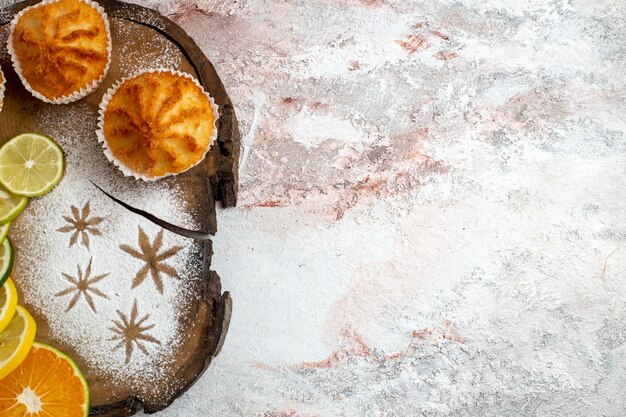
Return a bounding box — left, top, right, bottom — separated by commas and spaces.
0, 186, 27, 223
0, 133, 64, 197
0, 278, 17, 334
0, 222, 9, 243
0, 306, 36, 380
0, 238, 13, 288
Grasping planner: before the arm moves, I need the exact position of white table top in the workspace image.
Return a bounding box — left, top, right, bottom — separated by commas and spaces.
5, 0, 626, 415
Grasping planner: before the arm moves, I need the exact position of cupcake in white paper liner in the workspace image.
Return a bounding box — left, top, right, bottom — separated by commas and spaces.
0, 67, 5, 112
97, 68, 219, 182
7, 0, 112, 104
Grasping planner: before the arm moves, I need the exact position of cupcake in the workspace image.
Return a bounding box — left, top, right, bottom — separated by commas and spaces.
8, 0, 111, 104
0, 67, 5, 112
97, 69, 219, 181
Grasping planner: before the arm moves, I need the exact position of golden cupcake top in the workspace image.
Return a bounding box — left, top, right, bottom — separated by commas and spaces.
9, 0, 111, 102
100, 70, 217, 179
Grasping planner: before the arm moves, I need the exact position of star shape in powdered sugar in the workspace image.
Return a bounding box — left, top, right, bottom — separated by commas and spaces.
57, 202, 105, 249
110, 299, 161, 364
56, 257, 110, 313
120, 227, 183, 294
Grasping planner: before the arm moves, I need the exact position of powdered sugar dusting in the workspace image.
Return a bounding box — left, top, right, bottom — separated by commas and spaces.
32, 103, 201, 229
9, 101, 205, 388
113, 20, 182, 75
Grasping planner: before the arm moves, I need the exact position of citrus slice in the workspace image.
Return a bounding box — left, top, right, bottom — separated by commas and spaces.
0, 238, 14, 288
0, 342, 89, 417
0, 278, 17, 334
0, 306, 35, 380
0, 133, 64, 197
0, 186, 27, 223
0, 222, 9, 243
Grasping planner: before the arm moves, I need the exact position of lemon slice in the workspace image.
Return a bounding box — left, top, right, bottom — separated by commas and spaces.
0, 238, 14, 288
0, 279, 17, 334
0, 133, 64, 197
0, 306, 36, 380
0, 186, 27, 223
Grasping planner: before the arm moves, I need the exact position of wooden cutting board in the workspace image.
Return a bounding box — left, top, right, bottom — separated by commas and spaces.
0, 1, 239, 415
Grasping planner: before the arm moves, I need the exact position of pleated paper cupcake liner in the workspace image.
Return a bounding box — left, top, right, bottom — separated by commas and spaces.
0, 67, 6, 112
97, 68, 220, 182
7, 0, 112, 104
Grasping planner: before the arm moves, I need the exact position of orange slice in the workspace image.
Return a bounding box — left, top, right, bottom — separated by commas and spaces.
0, 342, 89, 416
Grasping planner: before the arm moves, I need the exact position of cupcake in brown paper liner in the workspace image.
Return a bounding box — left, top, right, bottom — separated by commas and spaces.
0, 67, 5, 112
97, 69, 219, 181
7, 0, 112, 104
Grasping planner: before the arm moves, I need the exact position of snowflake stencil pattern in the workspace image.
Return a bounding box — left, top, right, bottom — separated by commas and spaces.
110, 299, 161, 364
57, 202, 105, 249
56, 257, 110, 313
120, 227, 182, 294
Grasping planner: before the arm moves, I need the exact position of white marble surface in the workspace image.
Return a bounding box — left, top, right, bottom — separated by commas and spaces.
5, 0, 626, 415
